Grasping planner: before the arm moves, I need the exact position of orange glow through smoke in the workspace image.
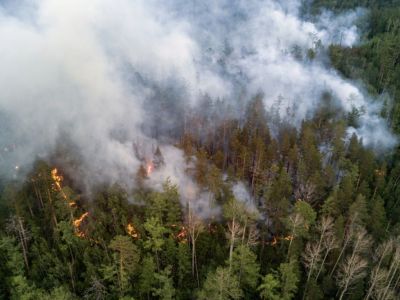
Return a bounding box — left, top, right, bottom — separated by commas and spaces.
146, 161, 154, 176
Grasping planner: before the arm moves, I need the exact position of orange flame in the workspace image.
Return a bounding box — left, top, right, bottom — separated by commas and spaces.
51, 168, 76, 207
73, 212, 89, 238
269, 235, 294, 246
126, 223, 139, 239
175, 226, 188, 243
51, 168, 63, 191
176, 226, 187, 239
283, 235, 294, 241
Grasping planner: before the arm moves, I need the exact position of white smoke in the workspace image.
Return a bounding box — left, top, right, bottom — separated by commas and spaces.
0, 0, 396, 186
232, 181, 259, 216
146, 145, 221, 219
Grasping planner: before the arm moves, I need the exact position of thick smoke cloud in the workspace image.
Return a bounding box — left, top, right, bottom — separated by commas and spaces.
0, 0, 396, 188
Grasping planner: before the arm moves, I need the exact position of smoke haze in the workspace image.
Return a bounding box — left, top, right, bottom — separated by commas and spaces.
0, 0, 396, 188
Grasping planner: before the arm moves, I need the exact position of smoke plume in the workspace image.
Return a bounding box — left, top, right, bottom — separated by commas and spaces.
0, 0, 396, 190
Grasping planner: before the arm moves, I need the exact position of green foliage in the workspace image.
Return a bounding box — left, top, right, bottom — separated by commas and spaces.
138, 256, 156, 298
198, 267, 243, 300
258, 260, 300, 300
258, 273, 281, 300
109, 235, 140, 294
1, 5, 400, 298
152, 266, 176, 300
143, 217, 166, 253
230, 245, 260, 292
279, 260, 300, 300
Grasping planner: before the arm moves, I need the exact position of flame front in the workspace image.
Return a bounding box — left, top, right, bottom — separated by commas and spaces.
51, 168, 76, 207
51, 168, 63, 191
73, 212, 89, 238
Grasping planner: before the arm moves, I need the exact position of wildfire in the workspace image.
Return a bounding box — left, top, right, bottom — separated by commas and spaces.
51, 168, 63, 191
50, 168, 89, 240
126, 223, 139, 239
146, 161, 154, 176
176, 226, 187, 240
73, 212, 89, 238
170, 224, 188, 242
269, 235, 294, 246
51, 168, 76, 207
283, 235, 294, 241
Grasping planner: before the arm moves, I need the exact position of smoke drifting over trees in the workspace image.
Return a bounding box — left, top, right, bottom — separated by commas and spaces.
0, 0, 396, 187
2, 1, 400, 299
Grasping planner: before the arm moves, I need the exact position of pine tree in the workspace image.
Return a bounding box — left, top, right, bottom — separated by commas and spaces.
258, 273, 281, 300
198, 267, 243, 300
143, 217, 167, 271
152, 266, 176, 300
109, 235, 140, 294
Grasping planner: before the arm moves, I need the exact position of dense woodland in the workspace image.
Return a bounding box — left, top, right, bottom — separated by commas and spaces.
1, 1, 400, 300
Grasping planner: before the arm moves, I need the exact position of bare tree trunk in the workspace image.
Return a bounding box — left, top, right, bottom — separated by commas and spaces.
365, 240, 393, 300
229, 218, 236, 271
315, 248, 330, 281
241, 219, 247, 245
380, 248, 400, 300
330, 225, 354, 277
33, 182, 44, 209
16, 218, 30, 271
46, 186, 58, 227
338, 280, 349, 300
68, 262, 75, 293
187, 207, 203, 288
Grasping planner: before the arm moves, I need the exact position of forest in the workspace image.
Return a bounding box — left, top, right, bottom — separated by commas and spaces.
1, 1, 400, 300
